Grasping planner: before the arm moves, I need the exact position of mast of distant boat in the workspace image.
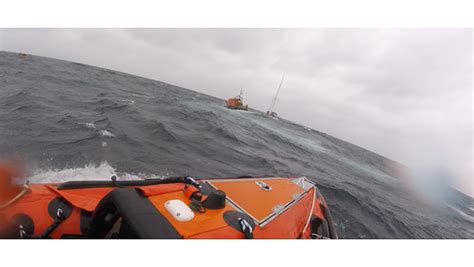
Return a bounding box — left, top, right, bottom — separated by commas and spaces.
267, 73, 285, 115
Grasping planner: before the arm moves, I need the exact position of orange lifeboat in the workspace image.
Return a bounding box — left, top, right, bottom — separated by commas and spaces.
225, 90, 249, 111
0, 172, 337, 239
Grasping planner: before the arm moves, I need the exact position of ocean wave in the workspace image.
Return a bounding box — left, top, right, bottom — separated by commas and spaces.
99, 129, 115, 137
93, 117, 110, 124
143, 120, 177, 141
208, 124, 244, 144
25, 161, 170, 184
96, 103, 129, 112
26, 161, 119, 183
121, 99, 136, 105
448, 205, 474, 223
84, 122, 96, 129
11, 104, 44, 112
3, 51, 473, 239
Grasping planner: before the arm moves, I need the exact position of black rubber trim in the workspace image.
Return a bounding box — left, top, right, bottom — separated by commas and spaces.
10, 214, 34, 238
223, 211, 255, 232
310, 216, 330, 238
319, 203, 338, 239
202, 190, 226, 209
202, 175, 284, 181
48, 198, 73, 220
58, 177, 186, 190
80, 210, 92, 234
87, 188, 182, 239
198, 182, 215, 195
57, 176, 286, 190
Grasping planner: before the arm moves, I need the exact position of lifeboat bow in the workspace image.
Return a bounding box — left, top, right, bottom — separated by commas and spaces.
0, 176, 337, 239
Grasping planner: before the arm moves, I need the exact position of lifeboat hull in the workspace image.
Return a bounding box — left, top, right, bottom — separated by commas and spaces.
224, 98, 248, 110
0, 176, 337, 239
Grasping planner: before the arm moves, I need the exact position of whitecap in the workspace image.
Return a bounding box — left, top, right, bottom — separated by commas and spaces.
25, 162, 167, 184
84, 122, 96, 129
26, 162, 117, 183
99, 129, 115, 137
121, 99, 135, 105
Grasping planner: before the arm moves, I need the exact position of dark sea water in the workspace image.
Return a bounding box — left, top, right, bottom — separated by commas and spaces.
1, 51, 472, 238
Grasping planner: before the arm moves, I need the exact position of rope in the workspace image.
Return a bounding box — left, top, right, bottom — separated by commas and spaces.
0, 184, 30, 209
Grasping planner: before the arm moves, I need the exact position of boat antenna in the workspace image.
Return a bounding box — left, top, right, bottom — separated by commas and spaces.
267, 73, 285, 113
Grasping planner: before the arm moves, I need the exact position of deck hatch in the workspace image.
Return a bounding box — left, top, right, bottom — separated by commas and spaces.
206, 177, 307, 225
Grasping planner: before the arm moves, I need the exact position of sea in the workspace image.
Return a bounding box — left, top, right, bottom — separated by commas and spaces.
1, 51, 472, 238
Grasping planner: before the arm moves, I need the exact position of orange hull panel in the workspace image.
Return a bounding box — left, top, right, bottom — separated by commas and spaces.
209, 178, 304, 222
0, 177, 336, 239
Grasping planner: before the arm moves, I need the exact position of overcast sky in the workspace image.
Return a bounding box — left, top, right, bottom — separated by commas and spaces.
0, 29, 472, 196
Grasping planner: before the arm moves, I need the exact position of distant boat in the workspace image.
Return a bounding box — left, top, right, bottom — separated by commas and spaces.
225, 89, 249, 111
18, 52, 28, 58
266, 73, 285, 118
